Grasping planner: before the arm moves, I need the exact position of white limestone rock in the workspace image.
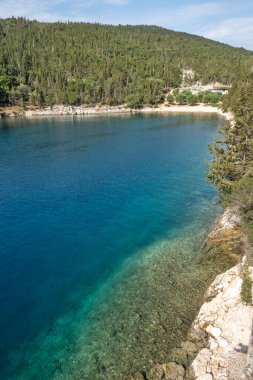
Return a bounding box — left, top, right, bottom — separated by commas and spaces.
191, 261, 253, 379
196, 374, 213, 380
192, 349, 212, 377
205, 326, 222, 339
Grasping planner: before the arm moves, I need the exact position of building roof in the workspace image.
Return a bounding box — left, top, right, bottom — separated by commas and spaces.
213, 83, 232, 90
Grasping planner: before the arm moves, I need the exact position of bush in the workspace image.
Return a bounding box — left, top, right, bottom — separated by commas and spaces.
176, 92, 188, 104
167, 94, 175, 104
187, 93, 198, 105
198, 91, 223, 105
241, 272, 252, 305
126, 93, 144, 109
247, 222, 253, 244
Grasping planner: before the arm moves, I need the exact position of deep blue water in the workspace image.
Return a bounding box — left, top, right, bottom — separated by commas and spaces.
0, 113, 224, 379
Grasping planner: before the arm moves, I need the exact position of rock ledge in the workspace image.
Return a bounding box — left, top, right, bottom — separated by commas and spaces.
191, 208, 253, 380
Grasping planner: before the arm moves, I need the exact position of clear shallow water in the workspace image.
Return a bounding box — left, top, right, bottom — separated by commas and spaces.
0, 113, 224, 379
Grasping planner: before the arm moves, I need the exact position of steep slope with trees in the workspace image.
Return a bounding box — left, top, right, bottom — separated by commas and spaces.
208, 76, 253, 241
0, 17, 253, 107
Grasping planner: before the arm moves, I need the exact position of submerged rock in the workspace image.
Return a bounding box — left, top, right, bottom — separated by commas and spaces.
121, 373, 145, 380
163, 362, 185, 379
146, 364, 164, 379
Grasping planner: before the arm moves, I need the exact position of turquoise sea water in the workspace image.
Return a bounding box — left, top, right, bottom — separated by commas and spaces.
0, 113, 224, 379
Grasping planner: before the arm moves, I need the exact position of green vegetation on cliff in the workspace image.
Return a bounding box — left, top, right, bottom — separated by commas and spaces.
241, 272, 253, 304
208, 76, 253, 240
0, 17, 253, 107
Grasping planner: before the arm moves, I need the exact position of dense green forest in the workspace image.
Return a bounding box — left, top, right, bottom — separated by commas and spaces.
208, 76, 253, 241
0, 17, 253, 107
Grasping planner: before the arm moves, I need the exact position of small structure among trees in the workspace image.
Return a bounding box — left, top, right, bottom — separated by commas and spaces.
212, 83, 232, 94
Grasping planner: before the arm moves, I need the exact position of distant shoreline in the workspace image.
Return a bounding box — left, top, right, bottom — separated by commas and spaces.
0, 104, 233, 122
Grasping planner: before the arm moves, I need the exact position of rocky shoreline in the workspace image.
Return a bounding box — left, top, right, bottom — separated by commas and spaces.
0, 104, 233, 120
123, 208, 252, 380
0, 109, 25, 118
191, 209, 253, 380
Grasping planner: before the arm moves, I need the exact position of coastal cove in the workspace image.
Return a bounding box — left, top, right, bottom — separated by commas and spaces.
0, 112, 226, 379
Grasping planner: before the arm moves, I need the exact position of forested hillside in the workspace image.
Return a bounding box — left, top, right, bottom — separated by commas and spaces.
0, 17, 253, 107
